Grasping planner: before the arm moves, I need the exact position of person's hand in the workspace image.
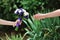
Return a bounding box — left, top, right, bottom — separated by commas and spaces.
13, 19, 22, 27
33, 13, 46, 20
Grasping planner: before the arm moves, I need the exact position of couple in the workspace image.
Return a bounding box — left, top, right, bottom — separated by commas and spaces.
0, 9, 60, 27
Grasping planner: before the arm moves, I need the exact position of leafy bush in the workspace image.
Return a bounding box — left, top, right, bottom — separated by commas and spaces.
20, 0, 60, 14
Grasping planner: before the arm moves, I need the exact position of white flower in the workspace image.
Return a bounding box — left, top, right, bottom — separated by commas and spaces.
22, 9, 26, 12
22, 9, 29, 16
24, 12, 29, 16
14, 9, 19, 14
14, 8, 29, 16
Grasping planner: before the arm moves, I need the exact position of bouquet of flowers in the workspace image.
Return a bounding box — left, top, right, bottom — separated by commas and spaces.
14, 8, 29, 31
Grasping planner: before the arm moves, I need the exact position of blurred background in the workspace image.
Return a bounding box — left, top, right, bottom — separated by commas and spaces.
0, 0, 60, 40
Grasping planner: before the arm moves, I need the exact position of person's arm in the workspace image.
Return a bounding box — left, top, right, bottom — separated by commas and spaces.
33, 9, 60, 20
0, 19, 22, 27
45, 9, 60, 18
0, 19, 15, 26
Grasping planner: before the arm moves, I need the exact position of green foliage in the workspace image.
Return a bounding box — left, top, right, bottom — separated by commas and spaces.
0, 0, 17, 20
23, 15, 60, 40
20, 0, 47, 14
20, 0, 60, 14
5, 33, 23, 40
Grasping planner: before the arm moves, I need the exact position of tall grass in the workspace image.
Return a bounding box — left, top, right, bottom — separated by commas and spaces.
0, 33, 23, 40
23, 9, 60, 40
